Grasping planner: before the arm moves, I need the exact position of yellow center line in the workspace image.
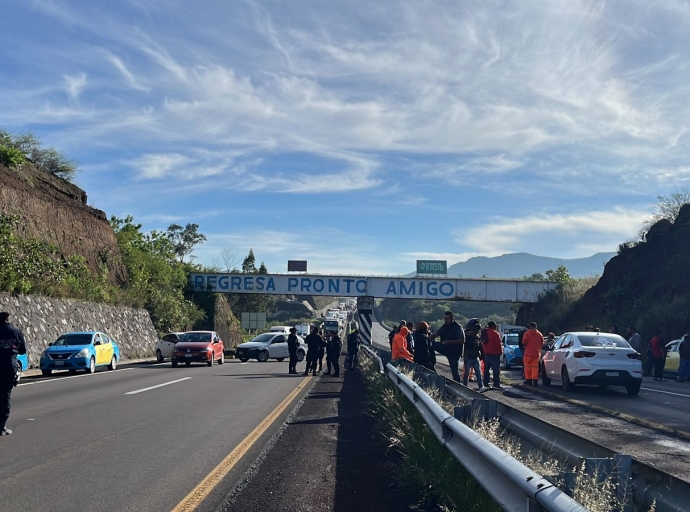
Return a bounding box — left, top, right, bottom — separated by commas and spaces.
171, 376, 313, 512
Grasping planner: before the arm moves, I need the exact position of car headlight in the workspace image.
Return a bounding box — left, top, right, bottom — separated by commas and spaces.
41, 350, 49, 358
75, 348, 90, 358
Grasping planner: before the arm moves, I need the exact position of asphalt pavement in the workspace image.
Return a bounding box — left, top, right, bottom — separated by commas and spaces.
0, 358, 313, 512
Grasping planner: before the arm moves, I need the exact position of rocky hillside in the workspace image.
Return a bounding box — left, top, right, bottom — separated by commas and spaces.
519, 204, 690, 341
0, 163, 126, 284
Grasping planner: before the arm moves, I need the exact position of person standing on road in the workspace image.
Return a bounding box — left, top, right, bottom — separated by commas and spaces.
303, 326, 321, 376
650, 331, 667, 381
413, 321, 436, 371
405, 321, 415, 353
462, 319, 488, 392
522, 322, 543, 386
678, 334, 690, 383
347, 328, 361, 373
626, 326, 643, 354
327, 331, 343, 377
0, 312, 27, 436
392, 326, 414, 363
317, 329, 326, 373
431, 311, 465, 382
482, 321, 502, 389
287, 328, 299, 375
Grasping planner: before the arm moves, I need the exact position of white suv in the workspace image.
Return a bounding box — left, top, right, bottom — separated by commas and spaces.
155, 332, 185, 362
236, 333, 306, 362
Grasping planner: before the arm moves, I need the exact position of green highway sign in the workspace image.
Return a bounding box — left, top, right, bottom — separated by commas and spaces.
416, 260, 448, 275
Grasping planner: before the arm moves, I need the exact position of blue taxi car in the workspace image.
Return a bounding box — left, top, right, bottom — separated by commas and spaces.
501, 332, 524, 369
15, 353, 29, 382
40, 331, 121, 376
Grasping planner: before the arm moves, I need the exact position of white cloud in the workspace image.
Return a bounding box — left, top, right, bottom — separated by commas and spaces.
129, 153, 192, 179
104, 52, 150, 91
456, 208, 649, 258
63, 72, 87, 99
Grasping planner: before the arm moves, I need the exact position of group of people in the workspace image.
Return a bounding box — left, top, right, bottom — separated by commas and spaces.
288, 325, 361, 378
387, 311, 528, 392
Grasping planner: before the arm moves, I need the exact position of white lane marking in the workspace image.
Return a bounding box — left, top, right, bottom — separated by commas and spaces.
17, 368, 134, 387
125, 377, 192, 395
641, 387, 690, 398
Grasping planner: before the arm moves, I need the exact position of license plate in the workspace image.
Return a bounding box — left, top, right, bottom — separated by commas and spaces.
606, 371, 619, 377
55, 361, 64, 366
185, 354, 192, 358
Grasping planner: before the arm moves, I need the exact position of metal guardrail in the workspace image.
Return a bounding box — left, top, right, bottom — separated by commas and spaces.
363, 337, 690, 512
360, 343, 384, 374
385, 364, 588, 512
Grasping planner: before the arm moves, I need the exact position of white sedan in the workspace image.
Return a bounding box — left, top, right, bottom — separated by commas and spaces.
236, 333, 306, 362
541, 332, 643, 395
155, 332, 185, 362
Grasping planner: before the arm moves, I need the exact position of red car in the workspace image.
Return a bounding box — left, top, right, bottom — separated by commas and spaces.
172, 331, 225, 367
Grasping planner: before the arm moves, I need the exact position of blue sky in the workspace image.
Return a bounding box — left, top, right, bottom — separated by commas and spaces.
2, 0, 689, 275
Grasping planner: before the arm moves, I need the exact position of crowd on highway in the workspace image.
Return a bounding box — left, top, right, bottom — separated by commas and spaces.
386, 311, 690, 394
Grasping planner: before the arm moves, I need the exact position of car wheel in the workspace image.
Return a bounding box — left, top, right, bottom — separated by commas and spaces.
185, 361, 191, 367
208, 354, 214, 367
541, 364, 551, 386
218, 352, 224, 365
156, 350, 164, 363
41, 369, 52, 376
626, 381, 641, 396
239, 357, 250, 362
296, 351, 305, 362
108, 356, 117, 371
258, 351, 269, 362
172, 360, 178, 368
277, 358, 285, 362
86, 357, 96, 374
69, 369, 77, 375
561, 366, 574, 391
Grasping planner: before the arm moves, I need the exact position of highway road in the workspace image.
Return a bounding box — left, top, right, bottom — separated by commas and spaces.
0, 359, 313, 512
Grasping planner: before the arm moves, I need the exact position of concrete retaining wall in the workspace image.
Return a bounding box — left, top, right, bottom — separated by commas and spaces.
0, 293, 158, 367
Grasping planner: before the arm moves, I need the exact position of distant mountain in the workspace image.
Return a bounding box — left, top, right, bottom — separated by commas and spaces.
440, 252, 615, 279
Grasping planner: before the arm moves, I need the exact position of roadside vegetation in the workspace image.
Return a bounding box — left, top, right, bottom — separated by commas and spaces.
0, 129, 78, 182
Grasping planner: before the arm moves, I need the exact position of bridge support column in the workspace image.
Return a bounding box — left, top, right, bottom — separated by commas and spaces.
356, 296, 374, 345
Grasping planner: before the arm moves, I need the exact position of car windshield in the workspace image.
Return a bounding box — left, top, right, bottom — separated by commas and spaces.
504, 334, 520, 346
251, 333, 275, 343
179, 333, 212, 343
323, 321, 339, 331
53, 334, 93, 346
578, 334, 630, 348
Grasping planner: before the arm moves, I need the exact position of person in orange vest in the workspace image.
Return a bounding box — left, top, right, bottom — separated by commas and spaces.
392, 326, 414, 362
522, 322, 543, 386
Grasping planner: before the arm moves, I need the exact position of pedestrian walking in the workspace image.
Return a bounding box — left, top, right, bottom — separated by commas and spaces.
430, 311, 465, 382
650, 331, 666, 381
0, 312, 27, 436
678, 334, 690, 383
522, 322, 543, 386
327, 331, 343, 377
462, 319, 488, 392
287, 327, 299, 374
482, 321, 502, 389
347, 328, 360, 373
413, 321, 436, 371
392, 326, 414, 362
303, 326, 322, 376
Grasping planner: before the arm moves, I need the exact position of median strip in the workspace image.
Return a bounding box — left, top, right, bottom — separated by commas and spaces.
125, 377, 193, 395
171, 376, 313, 512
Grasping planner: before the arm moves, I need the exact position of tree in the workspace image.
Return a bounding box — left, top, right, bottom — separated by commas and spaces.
524, 272, 546, 281
545, 265, 572, 284
220, 248, 239, 272
2, 130, 77, 181
166, 223, 207, 263
242, 249, 257, 273
642, 188, 690, 235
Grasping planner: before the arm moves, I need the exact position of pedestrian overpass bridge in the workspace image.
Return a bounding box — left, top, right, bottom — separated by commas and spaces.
189, 272, 558, 303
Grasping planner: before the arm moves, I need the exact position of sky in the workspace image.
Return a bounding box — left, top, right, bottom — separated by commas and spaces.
2, 0, 689, 275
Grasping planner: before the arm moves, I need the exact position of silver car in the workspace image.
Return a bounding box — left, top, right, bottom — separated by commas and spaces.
155, 332, 185, 362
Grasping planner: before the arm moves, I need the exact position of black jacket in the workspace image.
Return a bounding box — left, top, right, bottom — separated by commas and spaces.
0, 322, 27, 375
287, 333, 299, 353
347, 332, 360, 353
304, 333, 323, 353
463, 333, 482, 359
413, 330, 435, 367
328, 335, 342, 357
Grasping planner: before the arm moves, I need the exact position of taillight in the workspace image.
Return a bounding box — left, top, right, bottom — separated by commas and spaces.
627, 353, 642, 360
573, 351, 596, 358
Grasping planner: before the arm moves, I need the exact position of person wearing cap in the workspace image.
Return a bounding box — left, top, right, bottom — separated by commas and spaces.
0, 312, 27, 436
347, 328, 361, 373
303, 326, 322, 376
522, 322, 543, 386
430, 311, 465, 382
287, 327, 300, 375
326, 330, 343, 377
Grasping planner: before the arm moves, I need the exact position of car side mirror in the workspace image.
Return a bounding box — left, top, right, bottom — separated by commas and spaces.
49, 342, 53, 346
